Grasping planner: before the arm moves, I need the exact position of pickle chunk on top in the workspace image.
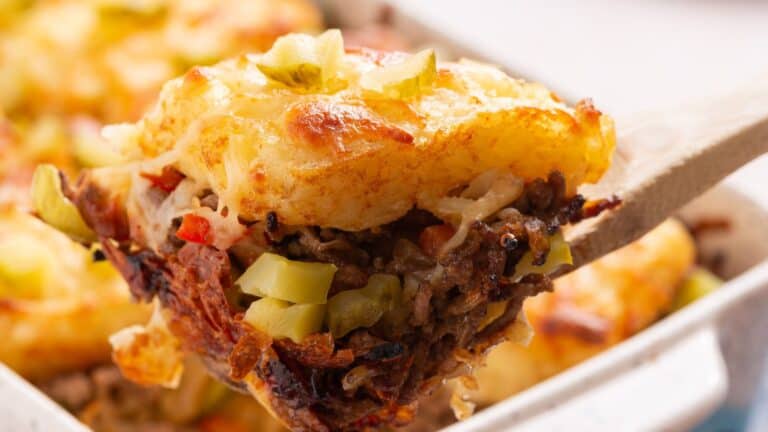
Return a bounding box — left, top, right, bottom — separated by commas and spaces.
113, 31, 615, 231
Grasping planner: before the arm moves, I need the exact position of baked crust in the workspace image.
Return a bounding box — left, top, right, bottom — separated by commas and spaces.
119, 52, 615, 231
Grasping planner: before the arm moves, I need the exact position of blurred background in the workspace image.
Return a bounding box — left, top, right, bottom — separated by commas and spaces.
1, 1, 767, 431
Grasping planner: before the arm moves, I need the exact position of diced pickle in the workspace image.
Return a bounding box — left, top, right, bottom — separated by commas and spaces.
257, 63, 322, 88
671, 268, 722, 310
360, 49, 437, 98
326, 291, 381, 338
326, 274, 402, 337
361, 273, 401, 309
316, 29, 345, 81
244, 297, 325, 342
512, 231, 572, 281
256, 29, 344, 89
236, 252, 337, 304
31, 164, 96, 242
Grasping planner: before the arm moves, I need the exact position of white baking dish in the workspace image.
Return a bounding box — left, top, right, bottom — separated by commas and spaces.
4, 2, 768, 431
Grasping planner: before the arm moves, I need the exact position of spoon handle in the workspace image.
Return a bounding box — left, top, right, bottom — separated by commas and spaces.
567, 79, 768, 269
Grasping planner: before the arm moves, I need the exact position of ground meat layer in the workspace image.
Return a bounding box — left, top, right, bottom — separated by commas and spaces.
39, 365, 197, 432
78, 172, 596, 431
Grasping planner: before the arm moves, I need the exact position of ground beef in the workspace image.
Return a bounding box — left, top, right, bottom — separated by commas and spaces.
685, 217, 731, 278
38, 366, 197, 432
82, 171, 607, 431
70, 172, 131, 241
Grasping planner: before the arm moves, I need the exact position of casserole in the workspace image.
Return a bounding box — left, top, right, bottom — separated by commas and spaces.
3, 1, 768, 430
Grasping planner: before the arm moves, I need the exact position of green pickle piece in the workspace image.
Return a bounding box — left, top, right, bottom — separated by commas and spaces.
256, 29, 344, 89
244, 297, 325, 343
31, 164, 96, 243
512, 231, 572, 281
257, 63, 321, 88
236, 252, 337, 304
671, 268, 722, 310
360, 49, 437, 98
326, 274, 402, 338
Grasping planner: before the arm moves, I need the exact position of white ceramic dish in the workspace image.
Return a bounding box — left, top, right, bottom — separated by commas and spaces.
4, 2, 768, 431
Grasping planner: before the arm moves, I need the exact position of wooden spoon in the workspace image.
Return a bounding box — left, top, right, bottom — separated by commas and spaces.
566, 80, 768, 270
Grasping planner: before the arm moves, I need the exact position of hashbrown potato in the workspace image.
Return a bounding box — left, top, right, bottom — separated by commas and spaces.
114, 44, 614, 231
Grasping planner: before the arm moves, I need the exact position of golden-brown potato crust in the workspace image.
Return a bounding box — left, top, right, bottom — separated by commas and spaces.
467, 219, 695, 404
121, 52, 614, 231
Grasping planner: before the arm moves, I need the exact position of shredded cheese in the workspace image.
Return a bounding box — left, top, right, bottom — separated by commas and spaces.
421, 170, 524, 254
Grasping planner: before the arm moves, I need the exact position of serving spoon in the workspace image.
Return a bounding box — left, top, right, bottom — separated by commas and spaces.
566, 79, 768, 270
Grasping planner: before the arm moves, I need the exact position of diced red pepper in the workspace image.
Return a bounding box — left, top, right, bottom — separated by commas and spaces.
140, 166, 185, 193
176, 214, 213, 244
418, 224, 456, 257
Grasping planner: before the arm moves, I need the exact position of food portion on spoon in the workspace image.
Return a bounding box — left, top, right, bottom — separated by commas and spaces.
32, 30, 616, 431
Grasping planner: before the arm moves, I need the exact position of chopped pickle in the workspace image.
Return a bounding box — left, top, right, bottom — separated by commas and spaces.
672, 268, 722, 310
256, 29, 344, 89
478, 301, 509, 331
31, 164, 96, 243
0, 239, 52, 298
360, 49, 437, 98
326, 274, 402, 337
512, 231, 572, 281
316, 29, 345, 81
244, 298, 325, 343
236, 253, 337, 304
